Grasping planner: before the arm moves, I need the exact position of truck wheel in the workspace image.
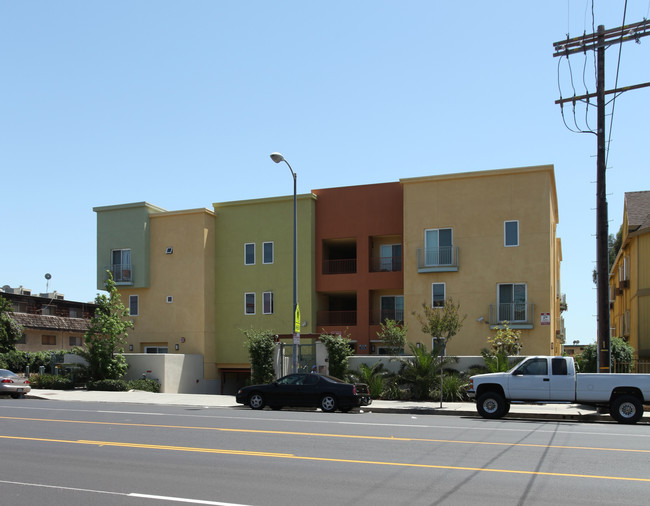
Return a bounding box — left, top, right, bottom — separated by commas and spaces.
610, 395, 643, 424
477, 392, 507, 419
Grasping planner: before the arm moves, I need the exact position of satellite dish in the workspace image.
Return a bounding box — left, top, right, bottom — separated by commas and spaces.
44, 273, 52, 294
45, 273, 52, 280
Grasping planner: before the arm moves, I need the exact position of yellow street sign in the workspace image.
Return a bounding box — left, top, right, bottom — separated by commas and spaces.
294, 304, 301, 334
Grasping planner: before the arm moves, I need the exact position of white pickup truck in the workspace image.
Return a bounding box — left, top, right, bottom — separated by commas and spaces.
467, 356, 650, 424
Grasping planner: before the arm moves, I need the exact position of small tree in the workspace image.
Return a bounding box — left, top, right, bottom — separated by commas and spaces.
575, 337, 635, 373
242, 328, 276, 385
74, 272, 133, 381
0, 295, 23, 354
319, 332, 353, 380
377, 319, 407, 355
414, 298, 466, 353
481, 322, 522, 372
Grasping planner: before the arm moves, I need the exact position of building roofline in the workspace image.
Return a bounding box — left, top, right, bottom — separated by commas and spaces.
149, 208, 215, 219
93, 202, 168, 214
213, 193, 317, 209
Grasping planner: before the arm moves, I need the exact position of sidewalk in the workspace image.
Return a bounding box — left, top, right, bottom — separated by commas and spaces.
25, 389, 613, 422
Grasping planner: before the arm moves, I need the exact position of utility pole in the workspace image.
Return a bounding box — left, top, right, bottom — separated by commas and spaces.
553, 19, 650, 373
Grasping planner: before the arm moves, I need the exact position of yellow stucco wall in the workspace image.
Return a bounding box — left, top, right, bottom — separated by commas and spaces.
401, 165, 560, 356
118, 209, 217, 379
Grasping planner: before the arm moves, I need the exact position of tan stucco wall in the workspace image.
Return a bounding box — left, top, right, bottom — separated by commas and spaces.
401, 165, 559, 356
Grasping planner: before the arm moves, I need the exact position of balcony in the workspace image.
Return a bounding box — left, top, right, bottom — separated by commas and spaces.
317, 310, 357, 326
322, 258, 357, 275
417, 246, 459, 273
369, 255, 402, 273
369, 308, 404, 325
489, 303, 534, 328
105, 264, 133, 285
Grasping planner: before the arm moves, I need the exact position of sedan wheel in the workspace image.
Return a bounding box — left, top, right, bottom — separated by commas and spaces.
321, 394, 337, 413
249, 392, 265, 410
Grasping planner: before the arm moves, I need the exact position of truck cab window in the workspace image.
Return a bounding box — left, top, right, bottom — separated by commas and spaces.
552, 358, 568, 375
517, 358, 548, 376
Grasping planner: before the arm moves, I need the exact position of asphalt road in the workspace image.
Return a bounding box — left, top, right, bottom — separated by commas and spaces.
1, 398, 649, 505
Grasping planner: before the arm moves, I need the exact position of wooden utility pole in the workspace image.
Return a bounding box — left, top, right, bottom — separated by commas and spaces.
553, 20, 650, 372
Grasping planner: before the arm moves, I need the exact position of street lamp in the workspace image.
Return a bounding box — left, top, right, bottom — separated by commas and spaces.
270, 152, 299, 374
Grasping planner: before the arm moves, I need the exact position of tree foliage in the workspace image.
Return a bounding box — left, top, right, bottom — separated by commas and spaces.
319, 332, 353, 380
397, 342, 455, 400
348, 362, 388, 398
414, 297, 466, 353
0, 295, 23, 354
376, 319, 407, 355
74, 273, 133, 381
576, 337, 635, 373
481, 322, 522, 372
242, 328, 276, 385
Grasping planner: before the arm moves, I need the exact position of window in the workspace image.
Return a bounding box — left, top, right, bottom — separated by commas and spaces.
245, 293, 256, 315
432, 283, 446, 307
69, 336, 83, 346
517, 358, 548, 376
504, 221, 519, 247
244, 243, 255, 265
144, 346, 168, 354
263, 242, 274, 264
498, 283, 527, 321
69, 307, 80, 318
424, 228, 453, 265
552, 358, 567, 375
263, 292, 274, 314
166, 296, 173, 303
42, 335, 56, 346
129, 295, 139, 316
41, 305, 56, 316
380, 295, 404, 322
379, 244, 402, 271
111, 249, 132, 282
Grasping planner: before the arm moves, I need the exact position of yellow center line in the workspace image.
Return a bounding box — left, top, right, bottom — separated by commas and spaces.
0, 434, 648, 483
0, 415, 646, 454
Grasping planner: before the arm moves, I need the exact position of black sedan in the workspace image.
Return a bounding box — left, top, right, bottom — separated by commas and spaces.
236, 373, 370, 413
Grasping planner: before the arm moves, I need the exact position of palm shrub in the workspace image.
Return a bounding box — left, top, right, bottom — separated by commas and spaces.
349, 362, 388, 398
397, 342, 455, 400
438, 371, 470, 402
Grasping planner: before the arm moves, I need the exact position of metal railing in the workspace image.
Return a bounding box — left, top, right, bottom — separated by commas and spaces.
106, 264, 133, 284
369, 309, 404, 325
612, 360, 650, 374
369, 256, 402, 272
417, 246, 459, 270
489, 303, 534, 325
322, 258, 357, 275
317, 310, 357, 326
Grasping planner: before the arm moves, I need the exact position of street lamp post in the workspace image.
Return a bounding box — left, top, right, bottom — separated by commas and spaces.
270, 152, 299, 374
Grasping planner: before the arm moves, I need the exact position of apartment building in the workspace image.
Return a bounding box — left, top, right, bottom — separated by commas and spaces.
609, 191, 650, 361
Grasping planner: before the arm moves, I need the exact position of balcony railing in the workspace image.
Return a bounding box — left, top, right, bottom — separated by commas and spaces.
369, 256, 402, 272
417, 246, 459, 272
489, 303, 534, 326
317, 310, 357, 326
105, 264, 133, 284
369, 309, 404, 325
322, 258, 357, 275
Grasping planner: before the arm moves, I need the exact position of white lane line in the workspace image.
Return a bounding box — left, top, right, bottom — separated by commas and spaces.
129, 493, 253, 505
0, 479, 253, 505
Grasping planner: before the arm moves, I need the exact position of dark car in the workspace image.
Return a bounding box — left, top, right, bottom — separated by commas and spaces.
0, 369, 31, 398
236, 373, 371, 413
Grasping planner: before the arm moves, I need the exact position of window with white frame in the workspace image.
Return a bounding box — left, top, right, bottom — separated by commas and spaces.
245, 292, 256, 315
263, 291, 274, 314
129, 295, 139, 316
263, 242, 274, 264
432, 283, 445, 307
144, 346, 168, 354
244, 243, 255, 265
424, 228, 453, 265
497, 283, 527, 321
504, 221, 519, 247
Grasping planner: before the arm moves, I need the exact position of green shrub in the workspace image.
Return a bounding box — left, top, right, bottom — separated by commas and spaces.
28, 373, 74, 390
439, 371, 470, 402
88, 379, 129, 391
127, 378, 160, 393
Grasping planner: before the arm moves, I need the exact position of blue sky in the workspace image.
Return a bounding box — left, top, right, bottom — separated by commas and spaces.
2, 1, 649, 345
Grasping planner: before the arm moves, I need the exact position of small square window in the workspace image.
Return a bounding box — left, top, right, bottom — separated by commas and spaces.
42, 335, 56, 346
166, 296, 173, 303
263, 242, 274, 264
69, 336, 83, 346
505, 220, 519, 247
245, 293, 256, 315
263, 292, 274, 314
244, 243, 255, 265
